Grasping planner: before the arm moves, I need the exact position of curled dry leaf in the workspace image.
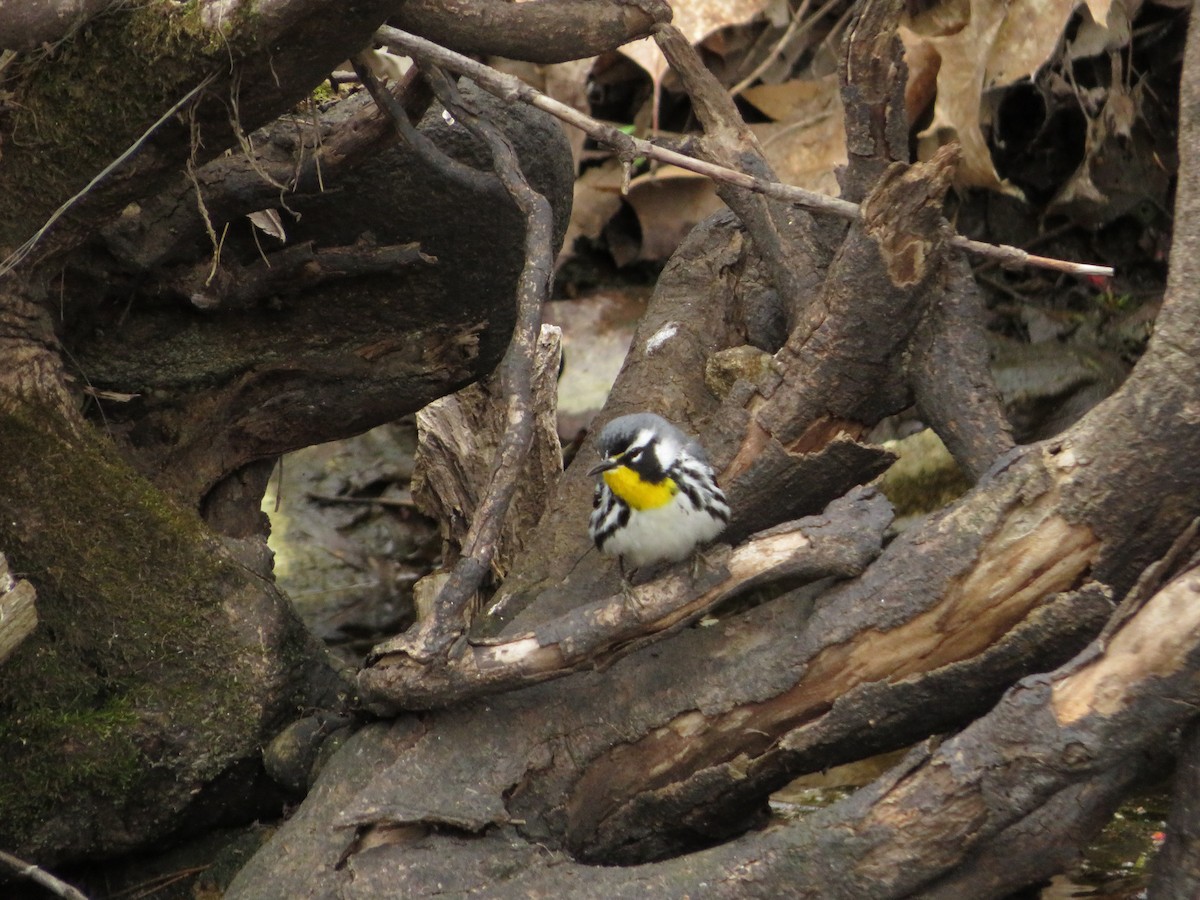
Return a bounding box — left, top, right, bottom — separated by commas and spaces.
247, 209, 286, 241
626, 165, 726, 261
903, 0, 1117, 193
558, 160, 625, 265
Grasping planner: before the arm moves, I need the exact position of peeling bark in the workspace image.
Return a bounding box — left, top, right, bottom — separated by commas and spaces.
0, 552, 38, 666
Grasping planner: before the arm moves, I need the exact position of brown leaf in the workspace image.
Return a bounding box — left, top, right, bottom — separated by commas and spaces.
904, 0, 1118, 193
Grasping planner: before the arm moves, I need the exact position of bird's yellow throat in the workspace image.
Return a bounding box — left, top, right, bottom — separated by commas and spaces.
603, 466, 677, 510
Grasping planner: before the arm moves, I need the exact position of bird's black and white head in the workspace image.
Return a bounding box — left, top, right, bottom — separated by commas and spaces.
588, 413, 699, 483
586, 412, 728, 569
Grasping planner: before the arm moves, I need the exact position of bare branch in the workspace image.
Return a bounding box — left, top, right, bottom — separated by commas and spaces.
354, 64, 557, 665
351, 56, 503, 200
359, 487, 891, 712
391, 0, 673, 64
0, 849, 88, 900
375, 26, 1114, 279
159, 239, 435, 311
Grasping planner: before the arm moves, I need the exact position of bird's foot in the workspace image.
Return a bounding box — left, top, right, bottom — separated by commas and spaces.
618, 558, 647, 611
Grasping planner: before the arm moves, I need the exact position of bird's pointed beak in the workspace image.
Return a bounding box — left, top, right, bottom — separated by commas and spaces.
588, 458, 618, 477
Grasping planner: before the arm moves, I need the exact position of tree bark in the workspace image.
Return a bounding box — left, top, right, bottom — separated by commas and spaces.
0, 0, 577, 864
2, 0, 1192, 892
390, 0, 672, 64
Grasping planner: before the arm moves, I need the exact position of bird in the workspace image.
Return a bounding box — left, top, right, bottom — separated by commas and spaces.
587, 412, 730, 576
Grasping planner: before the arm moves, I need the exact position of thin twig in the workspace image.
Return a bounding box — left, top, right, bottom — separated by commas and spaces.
0, 73, 217, 279
106, 864, 208, 899
375, 26, 1114, 279
305, 491, 418, 509
350, 54, 503, 200
360, 64, 555, 662
730, 0, 844, 98
731, 0, 812, 97
0, 849, 89, 900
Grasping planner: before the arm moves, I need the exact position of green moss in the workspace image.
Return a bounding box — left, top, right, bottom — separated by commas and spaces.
0, 403, 263, 841
0, 0, 262, 252
877, 428, 972, 519
309, 81, 336, 104
0, 697, 142, 827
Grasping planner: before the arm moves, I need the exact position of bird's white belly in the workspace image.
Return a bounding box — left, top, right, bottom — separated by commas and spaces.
600, 493, 725, 569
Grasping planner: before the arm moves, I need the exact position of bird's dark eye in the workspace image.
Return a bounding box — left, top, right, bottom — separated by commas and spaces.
625, 447, 642, 463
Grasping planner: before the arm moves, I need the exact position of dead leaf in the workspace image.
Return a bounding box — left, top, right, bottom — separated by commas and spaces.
1048, 71, 1169, 227
743, 75, 846, 196
558, 160, 626, 265
360, 47, 412, 83
247, 209, 286, 241
905, 0, 1120, 194
626, 165, 726, 261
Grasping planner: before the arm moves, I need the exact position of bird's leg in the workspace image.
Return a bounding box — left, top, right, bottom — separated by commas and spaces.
690, 545, 725, 583
618, 557, 644, 609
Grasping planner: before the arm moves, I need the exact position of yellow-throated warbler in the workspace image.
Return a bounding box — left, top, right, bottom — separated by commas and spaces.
588, 413, 730, 572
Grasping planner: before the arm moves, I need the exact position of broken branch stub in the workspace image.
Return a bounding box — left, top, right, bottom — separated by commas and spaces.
0, 553, 37, 667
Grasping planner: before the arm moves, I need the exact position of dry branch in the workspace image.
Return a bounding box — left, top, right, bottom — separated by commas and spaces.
359, 487, 891, 712
103, 68, 435, 273
0, 849, 88, 900
279, 557, 1195, 898
354, 63, 557, 664
164, 240, 434, 311
784, 558, 1200, 898
391, 0, 673, 64
351, 57, 503, 201
375, 26, 1114, 278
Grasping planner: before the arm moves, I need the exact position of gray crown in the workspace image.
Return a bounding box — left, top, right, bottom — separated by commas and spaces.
595, 412, 708, 464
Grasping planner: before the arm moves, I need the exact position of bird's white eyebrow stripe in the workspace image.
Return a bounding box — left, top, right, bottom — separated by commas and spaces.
618, 430, 656, 455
